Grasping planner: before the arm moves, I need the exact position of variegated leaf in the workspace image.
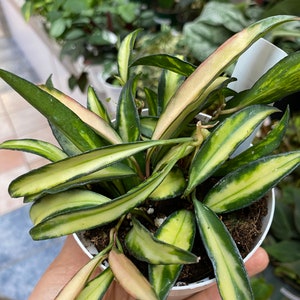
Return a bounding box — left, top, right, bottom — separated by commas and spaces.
152, 16, 299, 141
216, 107, 290, 175
56, 249, 108, 300
9, 138, 191, 198
149, 210, 196, 300
227, 51, 300, 108
204, 151, 300, 213
125, 218, 198, 264
0, 69, 104, 151
185, 105, 278, 195
87, 86, 111, 123
0, 139, 67, 162
29, 189, 111, 225
108, 247, 158, 300
76, 268, 114, 300
193, 197, 253, 300
29, 157, 179, 239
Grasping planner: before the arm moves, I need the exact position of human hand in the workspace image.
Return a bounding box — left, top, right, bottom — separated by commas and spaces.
29, 235, 269, 300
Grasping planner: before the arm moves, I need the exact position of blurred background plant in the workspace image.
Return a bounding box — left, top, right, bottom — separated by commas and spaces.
21, 0, 156, 90
21, 0, 300, 91
183, 0, 300, 65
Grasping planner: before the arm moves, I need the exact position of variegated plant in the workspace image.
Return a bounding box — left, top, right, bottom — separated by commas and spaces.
1, 15, 300, 300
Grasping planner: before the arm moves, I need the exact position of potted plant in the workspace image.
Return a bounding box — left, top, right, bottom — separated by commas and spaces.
1, 15, 300, 300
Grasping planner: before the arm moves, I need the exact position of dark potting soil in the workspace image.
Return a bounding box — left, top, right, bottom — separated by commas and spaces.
84, 195, 268, 286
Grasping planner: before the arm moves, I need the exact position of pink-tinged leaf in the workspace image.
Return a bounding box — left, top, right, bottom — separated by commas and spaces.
39, 85, 122, 145
152, 15, 300, 141
108, 247, 158, 300
56, 251, 107, 300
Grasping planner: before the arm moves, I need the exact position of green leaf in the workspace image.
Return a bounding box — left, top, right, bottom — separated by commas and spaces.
125, 218, 198, 264
87, 29, 115, 46
9, 138, 190, 198
140, 116, 158, 139
118, 29, 142, 84
21, 2, 32, 21
294, 188, 300, 234
227, 52, 300, 108
193, 197, 253, 300
29, 189, 111, 225
39, 85, 122, 145
204, 151, 300, 213
152, 15, 299, 141
251, 277, 274, 300
185, 105, 278, 195
0, 139, 67, 162
29, 157, 179, 239
76, 268, 114, 300
24, 163, 136, 202
108, 247, 158, 300
158, 68, 184, 114
87, 86, 111, 123
216, 107, 290, 175
271, 191, 300, 240
274, 260, 300, 283
265, 240, 300, 263
115, 76, 140, 142
0, 69, 104, 152
48, 121, 83, 156
56, 248, 109, 300
261, 0, 300, 18
149, 210, 196, 300
144, 87, 158, 117
148, 167, 186, 200
131, 54, 196, 77
50, 18, 66, 37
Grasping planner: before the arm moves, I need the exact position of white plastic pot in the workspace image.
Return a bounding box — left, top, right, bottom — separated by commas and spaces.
73, 190, 275, 299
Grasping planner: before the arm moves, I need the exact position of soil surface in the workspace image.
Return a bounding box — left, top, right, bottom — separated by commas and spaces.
84, 195, 268, 285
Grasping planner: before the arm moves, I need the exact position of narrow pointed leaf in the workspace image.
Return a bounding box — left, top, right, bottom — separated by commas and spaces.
29, 159, 178, 239
152, 16, 299, 141
140, 116, 158, 139
49, 122, 82, 156
24, 163, 135, 202
9, 138, 190, 197
144, 87, 158, 116
217, 107, 290, 175
227, 51, 300, 108
0, 139, 67, 162
131, 54, 196, 77
204, 151, 300, 213
115, 76, 140, 142
39, 85, 122, 145
185, 105, 278, 195
56, 249, 108, 300
193, 198, 253, 300
108, 247, 158, 300
0, 69, 104, 151
125, 218, 198, 264
118, 29, 142, 84
29, 189, 111, 225
158, 68, 184, 113
87, 86, 111, 123
149, 210, 196, 300
76, 268, 114, 300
